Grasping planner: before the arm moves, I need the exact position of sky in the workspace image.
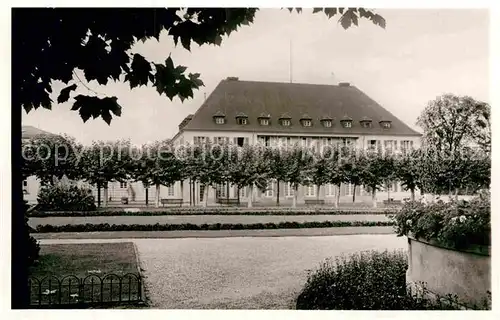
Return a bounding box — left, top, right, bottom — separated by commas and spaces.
21, 8, 489, 145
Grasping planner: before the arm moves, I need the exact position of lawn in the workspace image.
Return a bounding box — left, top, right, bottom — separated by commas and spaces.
28, 242, 142, 307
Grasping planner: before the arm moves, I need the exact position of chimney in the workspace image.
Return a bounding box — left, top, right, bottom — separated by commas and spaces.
339, 82, 350, 87
226, 76, 239, 81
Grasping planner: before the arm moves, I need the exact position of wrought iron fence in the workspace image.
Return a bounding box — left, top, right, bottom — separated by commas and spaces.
28, 273, 143, 308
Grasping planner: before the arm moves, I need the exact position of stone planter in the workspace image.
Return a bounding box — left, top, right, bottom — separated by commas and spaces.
406, 235, 491, 308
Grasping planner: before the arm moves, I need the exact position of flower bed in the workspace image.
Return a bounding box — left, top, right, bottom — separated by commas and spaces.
29, 208, 395, 217
32, 220, 394, 233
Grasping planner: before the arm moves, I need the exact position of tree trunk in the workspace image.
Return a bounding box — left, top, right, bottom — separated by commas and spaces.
237, 186, 241, 207
103, 185, 108, 208
387, 183, 391, 201
97, 182, 101, 208
189, 179, 192, 206
454, 188, 459, 201
180, 181, 184, 205
316, 185, 320, 202
204, 184, 209, 207
372, 189, 377, 208
155, 183, 160, 208
410, 188, 415, 201
276, 180, 280, 207
193, 181, 196, 206
145, 187, 149, 206
226, 181, 229, 202
247, 184, 253, 208
293, 184, 298, 208
335, 184, 340, 208
352, 185, 356, 203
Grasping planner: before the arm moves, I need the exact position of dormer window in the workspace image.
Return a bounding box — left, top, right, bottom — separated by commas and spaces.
320, 117, 333, 128
340, 115, 353, 128
213, 110, 226, 125
235, 112, 248, 125
300, 114, 312, 127
380, 120, 392, 129
258, 113, 271, 126
279, 113, 292, 127
360, 117, 373, 129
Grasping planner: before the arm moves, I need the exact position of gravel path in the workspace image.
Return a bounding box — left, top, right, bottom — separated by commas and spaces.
29, 214, 389, 227
40, 234, 407, 309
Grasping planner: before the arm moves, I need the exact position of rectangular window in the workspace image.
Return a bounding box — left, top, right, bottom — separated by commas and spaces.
265, 182, 274, 197
239, 187, 246, 198
199, 184, 205, 202
325, 184, 335, 197
237, 118, 247, 125
345, 183, 354, 196
194, 136, 207, 145
217, 183, 228, 198
323, 120, 332, 128
265, 136, 270, 147
305, 184, 316, 197
215, 136, 227, 145
302, 120, 312, 127
362, 122, 372, 128
167, 185, 175, 197
23, 180, 28, 187
284, 182, 294, 197
260, 119, 269, 126
215, 117, 225, 124
282, 119, 291, 126
237, 137, 245, 147
343, 121, 352, 128
120, 182, 127, 188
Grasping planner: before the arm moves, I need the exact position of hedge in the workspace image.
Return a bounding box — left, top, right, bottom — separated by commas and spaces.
33, 220, 395, 233
29, 208, 396, 217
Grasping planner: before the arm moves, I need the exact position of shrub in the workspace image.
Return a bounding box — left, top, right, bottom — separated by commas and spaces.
33, 220, 395, 233
295, 250, 489, 310
391, 193, 490, 247
29, 209, 394, 217
296, 250, 409, 310
37, 185, 96, 211
24, 201, 40, 267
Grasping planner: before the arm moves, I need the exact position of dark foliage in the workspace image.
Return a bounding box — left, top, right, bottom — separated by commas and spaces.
14, 8, 384, 124
33, 220, 393, 233
24, 202, 41, 268
37, 185, 97, 211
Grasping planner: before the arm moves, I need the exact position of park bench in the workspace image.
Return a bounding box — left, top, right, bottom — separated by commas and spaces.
160, 198, 183, 207
305, 199, 325, 206
383, 199, 403, 205
217, 198, 240, 206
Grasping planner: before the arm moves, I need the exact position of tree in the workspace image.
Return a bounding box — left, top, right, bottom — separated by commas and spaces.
21, 134, 83, 185
395, 149, 422, 201
417, 94, 491, 153
15, 8, 385, 125
283, 146, 314, 207
268, 147, 289, 206
79, 140, 132, 207
197, 142, 230, 206
129, 141, 182, 207
311, 148, 331, 203
326, 148, 345, 208
342, 149, 363, 203
358, 150, 386, 208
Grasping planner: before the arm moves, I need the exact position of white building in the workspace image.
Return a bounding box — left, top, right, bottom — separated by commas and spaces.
22, 78, 422, 207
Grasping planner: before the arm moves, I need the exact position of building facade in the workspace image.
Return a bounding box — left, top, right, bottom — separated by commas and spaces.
22, 78, 422, 207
